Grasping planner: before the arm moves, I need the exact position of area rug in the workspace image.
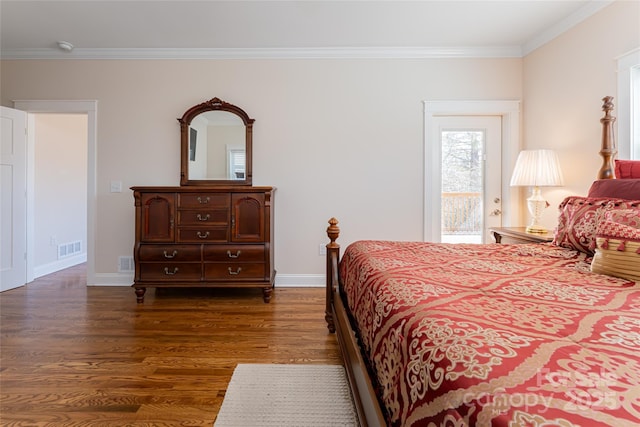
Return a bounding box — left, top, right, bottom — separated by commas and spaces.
214, 364, 358, 426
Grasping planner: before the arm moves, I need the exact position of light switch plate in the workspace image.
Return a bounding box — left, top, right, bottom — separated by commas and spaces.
110, 181, 122, 193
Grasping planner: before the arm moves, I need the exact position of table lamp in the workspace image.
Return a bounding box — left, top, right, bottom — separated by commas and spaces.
510, 149, 564, 233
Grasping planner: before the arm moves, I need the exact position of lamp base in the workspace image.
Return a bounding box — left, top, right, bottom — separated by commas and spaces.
526, 224, 548, 234
526, 187, 550, 234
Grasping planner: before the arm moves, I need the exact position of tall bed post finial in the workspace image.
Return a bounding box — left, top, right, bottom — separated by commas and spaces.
327, 217, 340, 248
325, 218, 340, 333
598, 96, 617, 180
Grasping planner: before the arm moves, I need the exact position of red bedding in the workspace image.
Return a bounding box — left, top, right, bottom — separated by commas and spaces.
339, 240, 640, 426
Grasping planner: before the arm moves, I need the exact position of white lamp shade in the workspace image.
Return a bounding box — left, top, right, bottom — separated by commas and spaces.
510, 149, 564, 187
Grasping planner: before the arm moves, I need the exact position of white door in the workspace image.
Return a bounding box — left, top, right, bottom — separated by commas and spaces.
1, 106, 27, 291
427, 115, 502, 243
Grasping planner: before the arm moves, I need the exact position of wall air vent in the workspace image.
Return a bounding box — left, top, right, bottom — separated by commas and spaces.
58, 241, 82, 259
118, 256, 135, 273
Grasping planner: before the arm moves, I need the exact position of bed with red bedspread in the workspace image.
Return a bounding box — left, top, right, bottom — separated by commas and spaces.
338, 239, 639, 426
324, 97, 640, 427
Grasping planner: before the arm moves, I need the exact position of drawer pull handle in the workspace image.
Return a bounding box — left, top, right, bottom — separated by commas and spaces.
197, 231, 210, 239
197, 196, 210, 204
164, 267, 179, 275
227, 250, 242, 259
196, 213, 210, 221
228, 267, 242, 275
163, 250, 178, 259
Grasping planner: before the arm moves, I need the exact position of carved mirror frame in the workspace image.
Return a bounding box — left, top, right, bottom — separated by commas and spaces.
179, 97, 254, 186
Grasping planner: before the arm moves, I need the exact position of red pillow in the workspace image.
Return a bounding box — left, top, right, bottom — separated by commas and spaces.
588, 179, 640, 200
615, 160, 640, 179
552, 196, 633, 255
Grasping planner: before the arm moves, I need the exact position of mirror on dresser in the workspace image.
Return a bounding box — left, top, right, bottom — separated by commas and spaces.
179, 97, 254, 186
132, 98, 275, 304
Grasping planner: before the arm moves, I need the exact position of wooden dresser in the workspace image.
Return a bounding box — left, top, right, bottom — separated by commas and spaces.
132, 186, 275, 303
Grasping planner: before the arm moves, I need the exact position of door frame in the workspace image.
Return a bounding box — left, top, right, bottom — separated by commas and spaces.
13, 100, 97, 285
423, 100, 521, 242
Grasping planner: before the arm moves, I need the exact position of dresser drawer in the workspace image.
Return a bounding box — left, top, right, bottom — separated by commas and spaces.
138, 263, 202, 281
178, 227, 228, 242
178, 209, 229, 226
138, 245, 200, 261
204, 263, 266, 280
179, 193, 230, 209
203, 245, 265, 262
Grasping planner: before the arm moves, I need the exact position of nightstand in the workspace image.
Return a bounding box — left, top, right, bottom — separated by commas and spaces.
490, 227, 555, 244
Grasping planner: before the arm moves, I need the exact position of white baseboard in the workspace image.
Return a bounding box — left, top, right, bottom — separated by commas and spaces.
34, 254, 87, 279
90, 272, 133, 286
274, 274, 325, 287
89, 273, 326, 287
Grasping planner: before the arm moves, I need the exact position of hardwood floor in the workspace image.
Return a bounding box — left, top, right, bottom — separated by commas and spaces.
0, 264, 341, 426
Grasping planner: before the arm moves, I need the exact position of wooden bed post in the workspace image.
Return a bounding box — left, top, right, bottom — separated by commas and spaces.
598, 96, 617, 180
325, 218, 340, 333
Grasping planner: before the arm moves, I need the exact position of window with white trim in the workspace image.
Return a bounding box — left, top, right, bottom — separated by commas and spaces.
617, 48, 640, 159
228, 148, 245, 180
631, 65, 639, 159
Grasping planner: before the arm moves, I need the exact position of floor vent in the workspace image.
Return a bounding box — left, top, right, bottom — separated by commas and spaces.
118, 256, 135, 273
58, 241, 82, 259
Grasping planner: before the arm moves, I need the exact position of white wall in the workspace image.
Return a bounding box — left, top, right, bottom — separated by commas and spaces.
1, 58, 521, 284
33, 113, 87, 276
522, 0, 640, 229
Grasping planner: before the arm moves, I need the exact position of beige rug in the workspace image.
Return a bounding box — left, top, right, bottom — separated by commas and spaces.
214, 364, 358, 426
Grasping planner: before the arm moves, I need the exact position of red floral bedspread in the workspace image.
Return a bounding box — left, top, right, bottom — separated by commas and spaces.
339, 240, 640, 427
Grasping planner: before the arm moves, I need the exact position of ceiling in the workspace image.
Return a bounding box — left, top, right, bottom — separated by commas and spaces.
0, 1, 615, 59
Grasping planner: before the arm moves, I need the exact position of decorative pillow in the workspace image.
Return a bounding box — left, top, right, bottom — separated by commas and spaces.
587, 179, 640, 200
591, 208, 640, 282
552, 196, 630, 255
615, 159, 640, 179
605, 208, 640, 228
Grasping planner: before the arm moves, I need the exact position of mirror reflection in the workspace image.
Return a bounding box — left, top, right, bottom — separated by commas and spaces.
179, 97, 253, 186
189, 111, 246, 181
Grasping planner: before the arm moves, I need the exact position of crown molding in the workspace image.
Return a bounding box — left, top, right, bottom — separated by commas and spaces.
521, 0, 614, 56
0, 46, 523, 60
0, 1, 614, 61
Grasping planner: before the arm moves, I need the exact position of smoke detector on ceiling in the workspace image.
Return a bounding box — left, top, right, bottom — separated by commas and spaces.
56, 41, 74, 52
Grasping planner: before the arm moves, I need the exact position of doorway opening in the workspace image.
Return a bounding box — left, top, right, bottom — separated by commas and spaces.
13, 100, 97, 286
32, 113, 88, 278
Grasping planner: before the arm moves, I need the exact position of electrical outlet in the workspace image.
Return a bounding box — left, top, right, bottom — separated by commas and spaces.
318, 244, 327, 256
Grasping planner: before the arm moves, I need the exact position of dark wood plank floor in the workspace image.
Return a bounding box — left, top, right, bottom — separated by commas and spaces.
0, 264, 341, 426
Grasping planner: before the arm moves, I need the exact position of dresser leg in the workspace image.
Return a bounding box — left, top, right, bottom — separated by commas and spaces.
134, 287, 146, 303
262, 286, 273, 303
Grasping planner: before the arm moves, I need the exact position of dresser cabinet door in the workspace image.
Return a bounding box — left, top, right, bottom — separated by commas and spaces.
231, 193, 265, 242
139, 193, 176, 242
